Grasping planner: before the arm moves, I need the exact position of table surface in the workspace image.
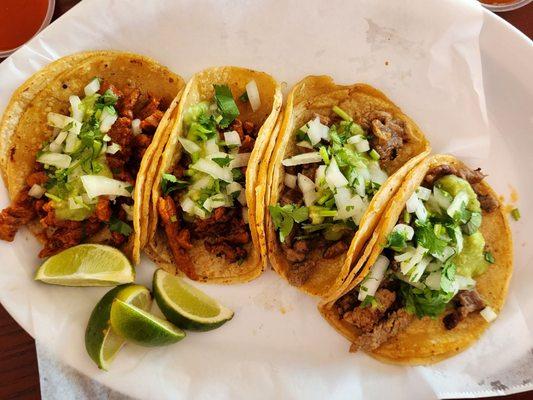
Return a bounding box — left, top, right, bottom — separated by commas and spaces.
0, 1, 532, 399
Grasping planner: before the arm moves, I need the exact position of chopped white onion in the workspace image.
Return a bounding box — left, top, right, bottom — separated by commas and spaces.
282, 152, 323, 166
296, 141, 314, 149
368, 161, 388, 184
353, 175, 366, 197
415, 202, 428, 222
121, 204, 134, 221
451, 226, 464, 253
178, 137, 201, 154
480, 306, 497, 323
334, 187, 365, 221
433, 246, 456, 262
68, 196, 84, 210
298, 173, 318, 206
204, 137, 219, 155
48, 141, 63, 153
81, 175, 132, 198
456, 275, 476, 290
347, 135, 364, 145
99, 108, 117, 133
307, 117, 329, 146
37, 153, 72, 169
226, 181, 243, 202
355, 139, 370, 153
392, 224, 414, 241
193, 205, 207, 219
242, 207, 249, 224
102, 134, 112, 142
106, 143, 121, 154
84, 78, 100, 96
409, 255, 432, 282
406, 192, 420, 214
191, 159, 233, 182
47, 112, 75, 129
284, 173, 297, 189
400, 245, 427, 276
69, 95, 83, 122
203, 194, 228, 212
447, 190, 469, 219
64, 131, 80, 154
238, 189, 247, 206
28, 184, 46, 199
394, 246, 416, 262
315, 165, 327, 185
433, 187, 452, 210
416, 186, 431, 201
131, 119, 142, 135
229, 152, 251, 169
224, 130, 241, 147
245, 80, 261, 112
325, 158, 348, 189
190, 175, 213, 191
424, 271, 441, 291
180, 197, 195, 214
358, 255, 390, 301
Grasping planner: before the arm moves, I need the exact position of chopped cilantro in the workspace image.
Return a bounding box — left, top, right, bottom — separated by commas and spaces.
161, 173, 188, 195
109, 216, 132, 236
484, 251, 495, 264
385, 230, 408, 252
213, 84, 240, 128
232, 168, 244, 182
212, 155, 233, 167
511, 208, 520, 221
360, 295, 379, 309
414, 219, 448, 256
439, 260, 456, 293
400, 281, 455, 318
269, 204, 309, 242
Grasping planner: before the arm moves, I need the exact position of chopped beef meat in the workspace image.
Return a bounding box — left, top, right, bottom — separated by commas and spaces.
116, 88, 139, 118
243, 121, 256, 137
369, 111, 405, 161
323, 240, 348, 259
240, 135, 255, 152
132, 133, 152, 165
476, 192, 499, 212
280, 188, 303, 206
39, 215, 102, 258
0, 191, 36, 241
157, 196, 196, 279
95, 197, 112, 222
99, 83, 123, 98
26, 171, 48, 187
286, 260, 316, 287
342, 289, 397, 333
230, 119, 245, 139
204, 241, 247, 263
425, 164, 486, 186
313, 113, 331, 126
136, 94, 161, 120
140, 109, 164, 132
281, 240, 308, 263
301, 163, 318, 181
353, 308, 414, 351
443, 290, 485, 330
336, 291, 359, 317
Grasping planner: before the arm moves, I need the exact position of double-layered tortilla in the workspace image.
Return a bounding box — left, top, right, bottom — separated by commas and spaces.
264, 76, 430, 297
146, 66, 282, 283
0, 51, 184, 263
319, 154, 513, 364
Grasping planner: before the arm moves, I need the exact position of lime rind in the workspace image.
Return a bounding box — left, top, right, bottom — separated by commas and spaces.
35, 244, 134, 287
110, 299, 185, 347
153, 269, 234, 331
84, 284, 151, 370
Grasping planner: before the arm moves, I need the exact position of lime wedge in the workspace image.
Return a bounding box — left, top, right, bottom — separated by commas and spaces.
85, 284, 151, 370
110, 299, 185, 346
35, 244, 134, 286
153, 269, 234, 331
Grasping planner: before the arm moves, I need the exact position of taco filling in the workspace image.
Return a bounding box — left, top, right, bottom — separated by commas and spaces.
0, 77, 166, 257
157, 84, 258, 278
268, 107, 408, 286
333, 165, 500, 352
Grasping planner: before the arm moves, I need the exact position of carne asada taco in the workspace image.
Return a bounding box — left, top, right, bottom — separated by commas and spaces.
319, 154, 512, 364
265, 76, 430, 297
0, 51, 184, 263
146, 66, 282, 283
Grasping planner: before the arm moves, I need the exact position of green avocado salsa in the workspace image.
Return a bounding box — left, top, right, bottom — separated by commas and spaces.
376, 174, 491, 318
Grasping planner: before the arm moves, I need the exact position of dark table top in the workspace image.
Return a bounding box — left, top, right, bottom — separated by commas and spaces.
0, 1, 532, 399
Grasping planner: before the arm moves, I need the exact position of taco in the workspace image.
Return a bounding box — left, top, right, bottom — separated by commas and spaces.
0, 51, 184, 263
146, 66, 282, 283
319, 154, 513, 364
265, 76, 430, 297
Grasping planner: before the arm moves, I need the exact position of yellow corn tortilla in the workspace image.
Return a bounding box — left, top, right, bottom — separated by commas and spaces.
147, 66, 282, 283
264, 76, 430, 297
319, 154, 513, 365
0, 51, 184, 263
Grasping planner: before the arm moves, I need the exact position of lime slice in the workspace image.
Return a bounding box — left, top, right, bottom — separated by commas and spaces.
153, 268, 234, 331
85, 284, 151, 370
110, 299, 186, 346
35, 244, 134, 286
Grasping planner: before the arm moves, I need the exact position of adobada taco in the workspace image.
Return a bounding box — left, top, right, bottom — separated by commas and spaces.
319, 154, 513, 364
146, 66, 282, 283
265, 76, 430, 297
0, 51, 184, 263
